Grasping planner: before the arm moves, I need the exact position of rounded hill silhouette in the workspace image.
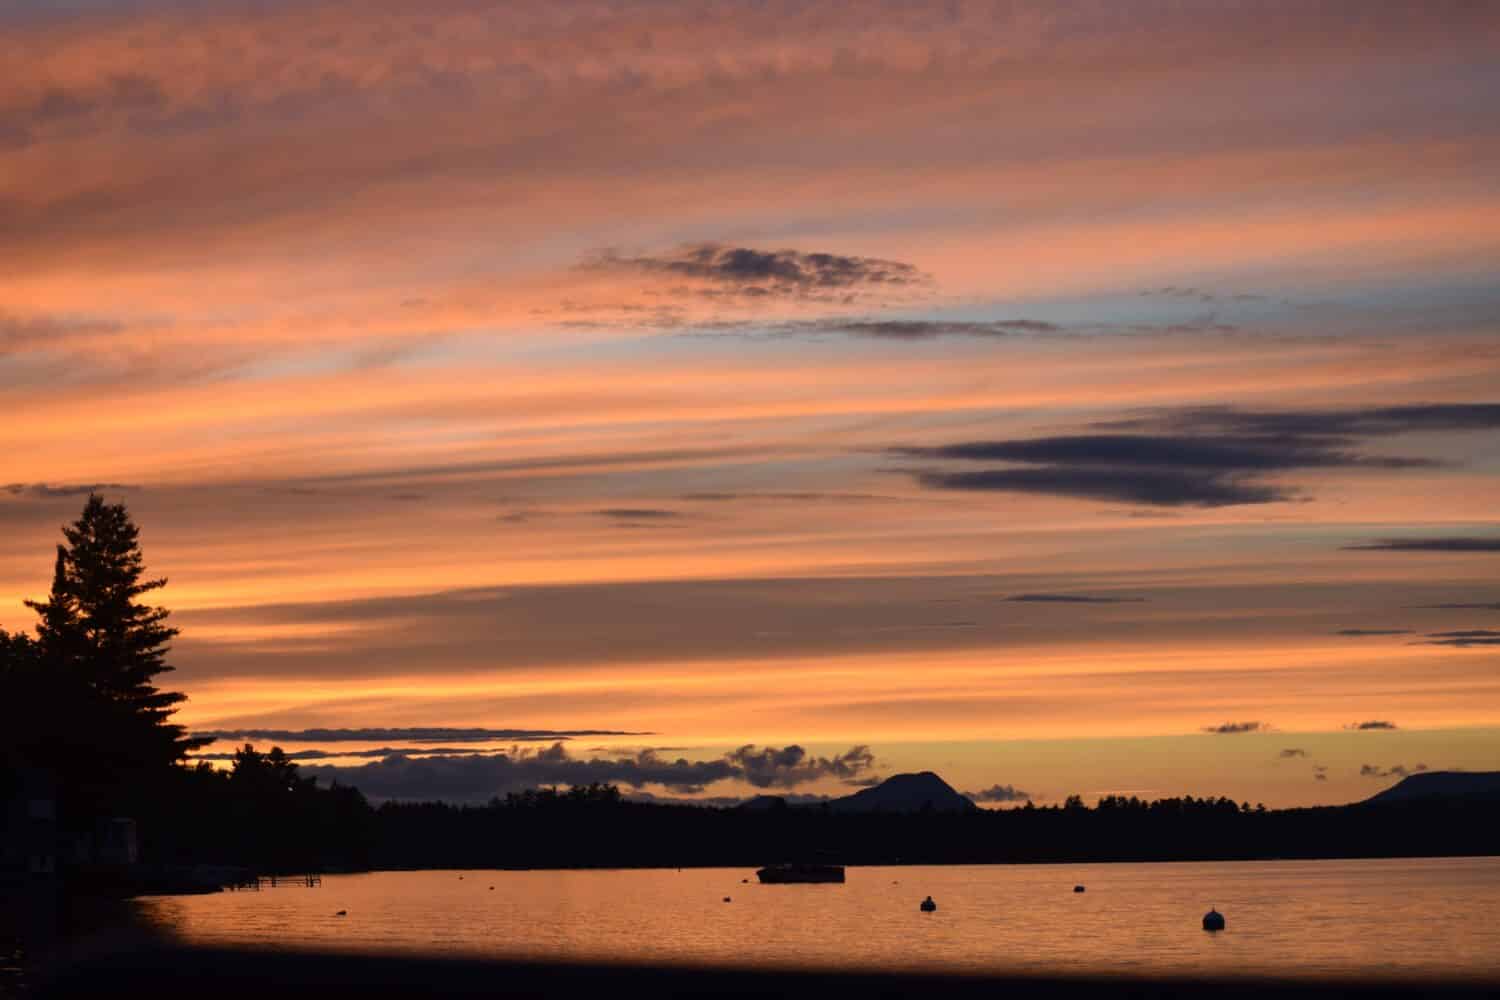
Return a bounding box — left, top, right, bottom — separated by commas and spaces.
828, 771, 979, 814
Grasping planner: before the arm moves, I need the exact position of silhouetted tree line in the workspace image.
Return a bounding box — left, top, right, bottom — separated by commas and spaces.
365, 786, 1499, 871
135, 746, 377, 872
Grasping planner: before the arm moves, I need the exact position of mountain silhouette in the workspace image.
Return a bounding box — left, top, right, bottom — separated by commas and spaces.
1365, 770, 1500, 804
827, 771, 979, 814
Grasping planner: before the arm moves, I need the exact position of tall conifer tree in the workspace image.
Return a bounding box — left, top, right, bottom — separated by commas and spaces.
24, 494, 203, 776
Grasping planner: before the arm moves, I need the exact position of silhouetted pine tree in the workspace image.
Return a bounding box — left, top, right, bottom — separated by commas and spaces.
19, 495, 205, 812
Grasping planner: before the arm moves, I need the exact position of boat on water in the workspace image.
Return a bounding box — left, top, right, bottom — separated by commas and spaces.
755, 863, 845, 884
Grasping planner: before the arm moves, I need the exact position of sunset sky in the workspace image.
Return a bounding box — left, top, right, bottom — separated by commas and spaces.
4, 0, 1498, 808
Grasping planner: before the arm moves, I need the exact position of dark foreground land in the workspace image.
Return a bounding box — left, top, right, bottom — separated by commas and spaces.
119, 775, 1500, 874
33, 946, 1500, 1000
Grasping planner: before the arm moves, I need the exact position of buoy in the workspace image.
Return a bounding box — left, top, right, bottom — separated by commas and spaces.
1074, 885, 1086, 893
335, 910, 347, 916
920, 895, 937, 912
1203, 908, 1225, 931
723, 896, 732, 902
741, 878, 749, 883
489, 886, 495, 890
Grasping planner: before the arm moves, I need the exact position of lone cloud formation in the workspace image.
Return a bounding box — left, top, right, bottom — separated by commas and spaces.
966, 783, 1033, 803
584, 244, 925, 301
1203, 721, 1269, 734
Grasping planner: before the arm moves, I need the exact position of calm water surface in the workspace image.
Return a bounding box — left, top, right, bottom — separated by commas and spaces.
135, 857, 1500, 980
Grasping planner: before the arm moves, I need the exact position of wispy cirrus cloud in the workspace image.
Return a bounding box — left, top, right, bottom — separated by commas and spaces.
1422, 630, 1500, 647
4, 482, 138, 499
1409, 602, 1500, 610
0, 310, 126, 357
1105, 404, 1500, 438
1334, 629, 1413, 636
1140, 286, 1267, 305
678, 491, 897, 504
1360, 762, 1426, 778
1003, 593, 1145, 604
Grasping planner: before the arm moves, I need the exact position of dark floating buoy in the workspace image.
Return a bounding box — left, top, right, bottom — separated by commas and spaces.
489, 886, 495, 890
458, 876, 464, 880
920, 895, 937, 912
1203, 908, 1226, 931
1073, 885, 1085, 893
741, 878, 749, 884
723, 896, 732, 902
335, 910, 347, 917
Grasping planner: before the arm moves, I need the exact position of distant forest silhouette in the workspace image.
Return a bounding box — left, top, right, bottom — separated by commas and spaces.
3, 497, 1497, 878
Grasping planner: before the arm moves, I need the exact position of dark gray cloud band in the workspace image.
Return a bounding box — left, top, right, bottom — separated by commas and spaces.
193, 727, 649, 744
192, 746, 519, 762
895, 402, 1498, 508
898, 434, 1431, 471
1345, 538, 1500, 552
1422, 629, 1500, 647
916, 464, 1284, 507
594, 508, 682, 521
802, 318, 1058, 339
298, 741, 876, 802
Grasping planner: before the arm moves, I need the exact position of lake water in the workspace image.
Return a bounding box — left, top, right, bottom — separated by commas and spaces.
132, 857, 1500, 982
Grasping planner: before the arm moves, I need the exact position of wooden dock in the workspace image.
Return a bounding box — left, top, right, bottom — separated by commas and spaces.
228, 874, 322, 890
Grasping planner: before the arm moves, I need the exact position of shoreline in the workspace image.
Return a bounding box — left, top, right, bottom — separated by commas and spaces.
343, 850, 1500, 876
